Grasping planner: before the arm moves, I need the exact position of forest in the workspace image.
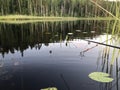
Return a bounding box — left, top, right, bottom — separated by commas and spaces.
0, 0, 119, 17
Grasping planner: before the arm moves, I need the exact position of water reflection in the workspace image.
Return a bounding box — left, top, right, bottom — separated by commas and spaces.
0, 21, 107, 57
0, 21, 119, 90
95, 46, 120, 90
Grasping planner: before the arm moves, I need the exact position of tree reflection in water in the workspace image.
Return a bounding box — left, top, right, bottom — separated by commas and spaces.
0, 20, 119, 90
0, 21, 107, 57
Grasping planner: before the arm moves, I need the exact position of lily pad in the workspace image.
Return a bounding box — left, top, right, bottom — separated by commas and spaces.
76, 30, 81, 32
55, 34, 59, 37
88, 72, 114, 83
83, 32, 87, 34
90, 31, 95, 33
68, 33, 73, 35
41, 87, 57, 90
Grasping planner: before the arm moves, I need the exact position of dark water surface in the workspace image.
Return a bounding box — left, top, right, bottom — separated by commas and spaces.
0, 21, 120, 90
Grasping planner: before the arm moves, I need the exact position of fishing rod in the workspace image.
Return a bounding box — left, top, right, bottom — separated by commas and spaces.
66, 34, 118, 55
84, 38, 119, 49
80, 37, 115, 56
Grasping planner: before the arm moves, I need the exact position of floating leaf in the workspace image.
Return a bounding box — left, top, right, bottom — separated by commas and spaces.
83, 32, 87, 34
41, 87, 57, 90
55, 34, 59, 37
68, 33, 73, 35
76, 30, 81, 32
90, 31, 95, 33
88, 72, 114, 83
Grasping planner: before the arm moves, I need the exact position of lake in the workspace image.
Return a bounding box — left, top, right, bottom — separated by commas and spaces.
0, 21, 120, 90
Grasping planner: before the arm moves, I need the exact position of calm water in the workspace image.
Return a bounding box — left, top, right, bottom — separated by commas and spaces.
0, 21, 120, 90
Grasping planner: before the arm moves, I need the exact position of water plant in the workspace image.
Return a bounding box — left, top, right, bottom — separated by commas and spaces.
88, 72, 114, 83
41, 87, 57, 90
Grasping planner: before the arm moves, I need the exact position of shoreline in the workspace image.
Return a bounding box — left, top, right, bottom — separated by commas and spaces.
0, 15, 117, 24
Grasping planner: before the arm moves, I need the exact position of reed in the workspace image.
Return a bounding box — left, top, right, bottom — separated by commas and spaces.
0, 0, 119, 18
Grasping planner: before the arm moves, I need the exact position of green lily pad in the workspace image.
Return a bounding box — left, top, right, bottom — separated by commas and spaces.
41, 87, 57, 90
88, 72, 114, 83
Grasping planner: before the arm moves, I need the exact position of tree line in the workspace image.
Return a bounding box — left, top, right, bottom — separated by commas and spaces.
0, 0, 119, 17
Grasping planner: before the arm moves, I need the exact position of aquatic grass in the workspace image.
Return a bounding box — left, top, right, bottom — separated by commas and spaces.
110, 49, 120, 65
90, 0, 120, 20
90, 0, 120, 66
90, 0, 120, 36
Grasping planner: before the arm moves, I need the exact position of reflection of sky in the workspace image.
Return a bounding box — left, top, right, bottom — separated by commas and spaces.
0, 39, 100, 63
87, 35, 116, 45
0, 35, 116, 59
0, 35, 120, 90
0, 40, 101, 90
